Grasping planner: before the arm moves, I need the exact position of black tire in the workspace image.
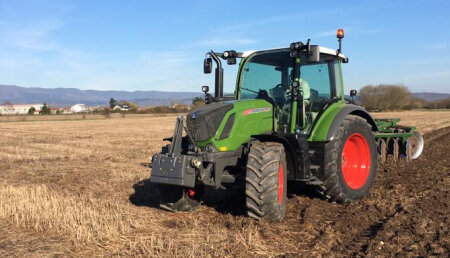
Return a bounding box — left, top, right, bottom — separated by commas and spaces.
245, 141, 287, 222
155, 184, 201, 212
318, 115, 377, 203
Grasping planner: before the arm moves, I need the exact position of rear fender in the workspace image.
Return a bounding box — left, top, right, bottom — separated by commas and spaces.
326, 105, 378, 141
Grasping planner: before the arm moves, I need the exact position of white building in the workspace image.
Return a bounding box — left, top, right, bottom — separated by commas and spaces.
113, 104, 130, 111
0, 104, 43, 115
71, 104, 87, 113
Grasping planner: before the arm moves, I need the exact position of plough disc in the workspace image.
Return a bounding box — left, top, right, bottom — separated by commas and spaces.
392, 138, 399, 163
408, 131, 424, 159
378, 138, 387, 164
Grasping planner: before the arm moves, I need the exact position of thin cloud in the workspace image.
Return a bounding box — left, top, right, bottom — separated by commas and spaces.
424, 42, 447, 50
0, 47, 202, 91
311, 30, 336, 39
0, 18, 66, 52
0, 11, 201, 91
402, 58, 450, 66
197, 38, 257, 47
219, 16, 297, 32
408, 70, 450, 79
218, 9, 341, 32
355, 28, 383, 35
311, 27, 382, 39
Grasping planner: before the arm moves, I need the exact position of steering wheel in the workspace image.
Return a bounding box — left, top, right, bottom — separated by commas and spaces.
270, 84, 289, 106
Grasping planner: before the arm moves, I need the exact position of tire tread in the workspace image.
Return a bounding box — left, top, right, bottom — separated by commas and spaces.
245, 141, 286, 222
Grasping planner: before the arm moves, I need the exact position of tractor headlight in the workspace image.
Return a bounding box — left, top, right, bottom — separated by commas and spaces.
223, 51, 229, 58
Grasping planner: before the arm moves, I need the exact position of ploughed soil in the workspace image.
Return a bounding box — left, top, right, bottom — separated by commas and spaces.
250, 127, 450, 256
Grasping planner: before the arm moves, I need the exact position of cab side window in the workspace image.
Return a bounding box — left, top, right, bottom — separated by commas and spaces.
334, 60, 343, 98
300, 63, 331, 99
300, 63, 331, 112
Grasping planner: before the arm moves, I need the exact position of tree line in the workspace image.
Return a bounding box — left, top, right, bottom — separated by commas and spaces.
359, 84, 450, 111
91, 97, 206, 114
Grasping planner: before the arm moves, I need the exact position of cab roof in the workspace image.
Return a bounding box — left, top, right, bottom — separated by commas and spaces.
242, 46, 347, 59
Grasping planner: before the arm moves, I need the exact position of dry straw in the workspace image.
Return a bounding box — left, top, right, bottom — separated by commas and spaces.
0, 184, 135, 242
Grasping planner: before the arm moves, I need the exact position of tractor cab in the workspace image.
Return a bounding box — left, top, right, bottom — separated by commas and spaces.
236, 47, 347, 134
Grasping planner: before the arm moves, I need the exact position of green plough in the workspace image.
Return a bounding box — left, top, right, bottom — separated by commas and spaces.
375, 118, 424, 163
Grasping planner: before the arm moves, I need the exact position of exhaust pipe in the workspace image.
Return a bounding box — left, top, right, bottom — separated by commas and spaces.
209, 51, 223, 98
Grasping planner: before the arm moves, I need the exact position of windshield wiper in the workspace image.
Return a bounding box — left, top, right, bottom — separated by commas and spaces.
241, 87, 259, 94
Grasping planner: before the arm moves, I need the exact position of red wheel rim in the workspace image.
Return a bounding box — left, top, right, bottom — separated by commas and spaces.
341, 133, 371, 189
278, 162, 284, 204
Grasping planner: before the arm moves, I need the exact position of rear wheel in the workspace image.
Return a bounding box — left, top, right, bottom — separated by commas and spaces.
318, 116, 377, 202
245, 141, 287, 222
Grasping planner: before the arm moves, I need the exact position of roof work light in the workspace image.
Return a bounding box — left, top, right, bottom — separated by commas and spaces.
337, 28, 344, 54
337, 28, 344, 39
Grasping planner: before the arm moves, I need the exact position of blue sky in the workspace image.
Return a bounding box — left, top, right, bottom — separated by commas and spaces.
0, 0, 449, 93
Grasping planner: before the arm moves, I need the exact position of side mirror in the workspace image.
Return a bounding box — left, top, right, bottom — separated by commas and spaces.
308, 45, 320, 63
203, 58, 212, 74
350, 89, 357, 97
202, 85, 209, 93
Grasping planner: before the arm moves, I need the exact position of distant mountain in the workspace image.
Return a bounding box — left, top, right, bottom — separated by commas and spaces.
412, 92, 450, 102
1, 84, 448, 107
0, 84, 202, 107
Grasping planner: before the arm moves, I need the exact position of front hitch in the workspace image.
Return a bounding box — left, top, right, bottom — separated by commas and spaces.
168, 115, 184, 155
150, 116, 197, 187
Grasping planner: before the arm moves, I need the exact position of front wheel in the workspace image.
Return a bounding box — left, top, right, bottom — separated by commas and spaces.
318, 116, 378, 202
245, 141, 287, 222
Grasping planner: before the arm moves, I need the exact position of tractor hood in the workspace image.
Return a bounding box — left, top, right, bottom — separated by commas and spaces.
186, 102, 234, 142
186, 99, 274, 151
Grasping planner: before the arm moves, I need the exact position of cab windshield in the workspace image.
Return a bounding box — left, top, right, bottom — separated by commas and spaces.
238, 49, 337, 133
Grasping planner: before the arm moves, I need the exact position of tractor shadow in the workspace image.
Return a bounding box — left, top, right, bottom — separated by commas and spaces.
129, 179, 160, 208
129, 179, 324, 216
286, 181, 324, 200
202, 183, 247, 216
128, 178, 248, 216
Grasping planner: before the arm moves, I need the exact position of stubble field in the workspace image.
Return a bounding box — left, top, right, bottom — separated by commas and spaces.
0, 110, 449, 257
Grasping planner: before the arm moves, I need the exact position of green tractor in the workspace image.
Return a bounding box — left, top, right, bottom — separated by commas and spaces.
150, 29, 423, 221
